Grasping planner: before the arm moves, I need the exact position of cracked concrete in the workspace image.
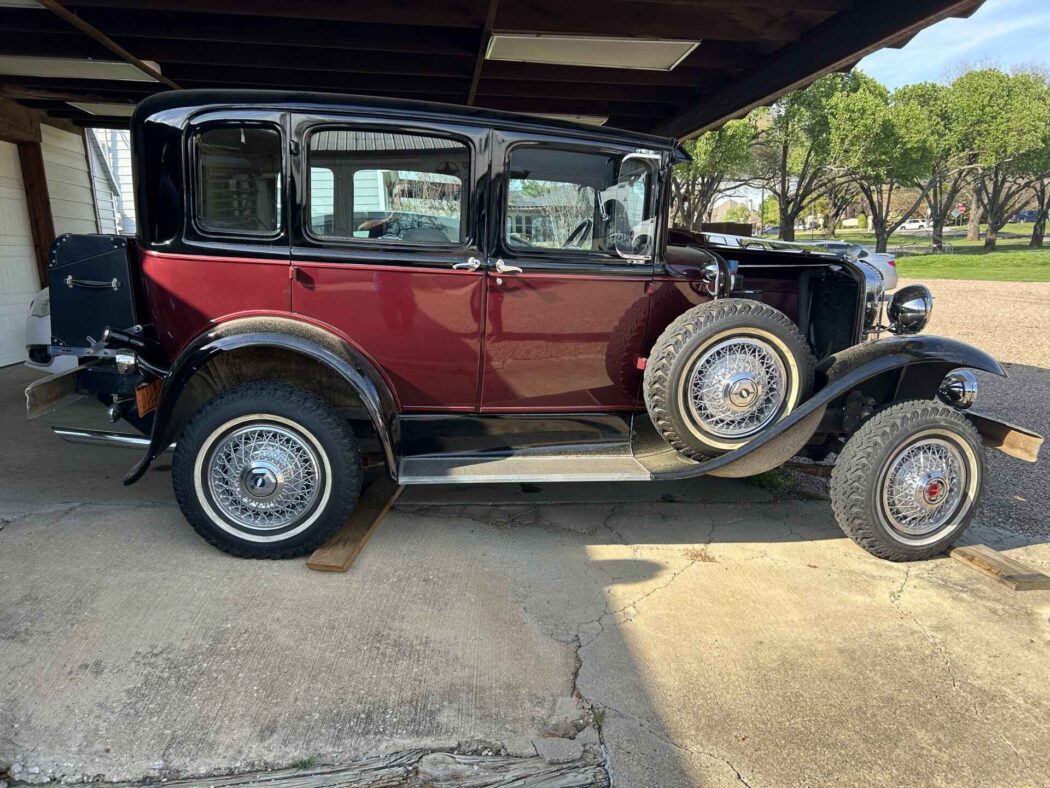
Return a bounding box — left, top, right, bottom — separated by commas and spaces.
3, 365, 1050, 786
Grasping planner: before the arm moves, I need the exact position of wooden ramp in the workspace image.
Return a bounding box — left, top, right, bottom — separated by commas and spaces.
307, 476, 403, 573
949, 543, 1050, 592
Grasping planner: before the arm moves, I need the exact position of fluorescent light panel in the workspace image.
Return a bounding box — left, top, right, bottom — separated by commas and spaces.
532, 113, 609, 126
0, 55, 158, 82
68, 102, 136, 117
486, 34, 699, 71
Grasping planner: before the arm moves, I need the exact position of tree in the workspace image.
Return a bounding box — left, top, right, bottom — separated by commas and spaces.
816, 179, 858, 238
951, 69, 1050, 249
759, 195, 779, 227
829, 83, 938, 252
1030, 178, 1049, 247
894, 82, 970, 251
746, 71, 871, 241
670, 119, 753, 230
723, 203, 752, 224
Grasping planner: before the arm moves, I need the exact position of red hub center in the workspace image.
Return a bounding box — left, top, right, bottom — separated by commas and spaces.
923, 479, 946, 504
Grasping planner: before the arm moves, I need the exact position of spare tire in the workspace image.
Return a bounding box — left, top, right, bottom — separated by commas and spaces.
644, 299, 815, 459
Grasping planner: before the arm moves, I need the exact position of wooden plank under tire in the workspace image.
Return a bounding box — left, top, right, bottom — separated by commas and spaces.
949, 543, 1050, 592
307, 476, 403, 573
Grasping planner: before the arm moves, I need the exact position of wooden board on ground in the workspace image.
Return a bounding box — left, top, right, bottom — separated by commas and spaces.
307, 476, 403, 573
949, 543, 1050, 592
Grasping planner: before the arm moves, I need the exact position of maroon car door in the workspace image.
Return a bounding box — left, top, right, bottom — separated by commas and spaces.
480, 134, 658, 412
289, 115, 489, 411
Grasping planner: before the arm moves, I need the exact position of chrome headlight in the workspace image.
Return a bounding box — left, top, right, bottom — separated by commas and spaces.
888, 284, 933, 335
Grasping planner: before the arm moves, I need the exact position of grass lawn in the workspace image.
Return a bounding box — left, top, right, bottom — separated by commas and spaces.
756, 222, 1050, 281
896, 246, 1050, 282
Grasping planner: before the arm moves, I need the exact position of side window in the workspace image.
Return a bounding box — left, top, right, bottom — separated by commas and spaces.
195, 126, 282, 236
505, 145, 657, 258
306, 129, 469, 245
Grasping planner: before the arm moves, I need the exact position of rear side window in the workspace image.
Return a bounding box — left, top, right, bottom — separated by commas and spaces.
306, 129, 469, 245
195, 126, 282, 236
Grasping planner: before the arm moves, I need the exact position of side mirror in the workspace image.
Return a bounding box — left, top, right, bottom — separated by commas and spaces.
888, 284, 933, 334
613, 151, 661, 262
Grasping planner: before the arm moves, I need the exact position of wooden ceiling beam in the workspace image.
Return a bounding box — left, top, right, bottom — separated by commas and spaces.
0, 8, 476, 56
492, 0, 815, 42
656, 0, 987, 138
61, 0, 487, 28
467, 0, 499, 105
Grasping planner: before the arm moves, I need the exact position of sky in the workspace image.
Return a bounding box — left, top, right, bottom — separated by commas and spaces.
857, 0, 1050, 89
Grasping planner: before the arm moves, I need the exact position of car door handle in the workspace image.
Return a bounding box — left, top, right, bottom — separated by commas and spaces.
452, 257, 481, 271
495, 259, 522, 274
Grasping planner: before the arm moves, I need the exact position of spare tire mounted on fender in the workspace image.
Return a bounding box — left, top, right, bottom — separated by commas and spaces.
644, 299, 816, 459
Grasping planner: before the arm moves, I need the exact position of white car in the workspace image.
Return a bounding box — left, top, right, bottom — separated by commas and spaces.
797, 241, 898, 291
25, 288, 77, 373
900, 218, 927, 231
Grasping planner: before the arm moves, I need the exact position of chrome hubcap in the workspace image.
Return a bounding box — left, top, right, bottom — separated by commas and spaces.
881, 438, 966, 537
207, 424, 321, 531
688, 338, 787, 439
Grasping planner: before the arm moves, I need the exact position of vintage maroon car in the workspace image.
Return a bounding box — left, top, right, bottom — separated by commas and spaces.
27, 90, 1041, 561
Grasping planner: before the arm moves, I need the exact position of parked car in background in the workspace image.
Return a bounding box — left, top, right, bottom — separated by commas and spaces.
797, 240, 898, 290
25, 288, 77, 373
900, 218, 928, 231
25, 90, 1041, 564
1012, 209, 1039, 223
761, 225, 779, 235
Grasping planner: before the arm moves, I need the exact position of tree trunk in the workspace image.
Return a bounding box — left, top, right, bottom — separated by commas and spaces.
779, 204, 795, 241
931, 218, 945, 252
984, 222, 998, 250
1032, 218, 1046, 248
966, 187, 980, 241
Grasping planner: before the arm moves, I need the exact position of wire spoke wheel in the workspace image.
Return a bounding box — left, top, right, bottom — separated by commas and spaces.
687, 337, 787, 440
206, 423, 322, 531
880, 437, 966, 538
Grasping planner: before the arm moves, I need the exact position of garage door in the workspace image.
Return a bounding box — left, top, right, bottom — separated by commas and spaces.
0, 140, 39, 367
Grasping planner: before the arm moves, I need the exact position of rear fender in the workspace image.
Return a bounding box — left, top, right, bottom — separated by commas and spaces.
123, 317, 398, 484
653, 335, 1006, 480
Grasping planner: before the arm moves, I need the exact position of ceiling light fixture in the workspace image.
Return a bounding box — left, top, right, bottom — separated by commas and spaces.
486, 34, 700, 71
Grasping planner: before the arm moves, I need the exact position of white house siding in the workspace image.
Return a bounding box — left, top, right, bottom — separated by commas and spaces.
87, 132, 120, 235
41, 124, 98, 236
91, 129, 135, 234
0, 140, 39, 366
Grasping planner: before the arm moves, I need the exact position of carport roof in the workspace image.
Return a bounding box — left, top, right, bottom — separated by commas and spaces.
1, 0, 985, 138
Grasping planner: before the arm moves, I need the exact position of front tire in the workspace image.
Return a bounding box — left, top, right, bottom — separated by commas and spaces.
172, 383, 362, 558
830, 401, 984, 561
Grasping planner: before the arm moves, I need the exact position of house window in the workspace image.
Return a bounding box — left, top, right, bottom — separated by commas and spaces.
306, 129, 469, 245
195, 126, 282, 235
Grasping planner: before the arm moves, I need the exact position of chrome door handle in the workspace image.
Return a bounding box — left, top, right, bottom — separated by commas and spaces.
495, 259, 522, 274
453, 257, 481, 271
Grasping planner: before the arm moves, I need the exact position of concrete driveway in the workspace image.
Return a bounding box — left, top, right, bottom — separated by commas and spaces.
3, 299, 1050, 787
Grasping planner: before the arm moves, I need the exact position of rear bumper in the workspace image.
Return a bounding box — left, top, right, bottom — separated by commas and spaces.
25, 364, 84, 419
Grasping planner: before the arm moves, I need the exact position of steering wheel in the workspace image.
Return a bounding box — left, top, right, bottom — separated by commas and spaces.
564, 218, 593, 248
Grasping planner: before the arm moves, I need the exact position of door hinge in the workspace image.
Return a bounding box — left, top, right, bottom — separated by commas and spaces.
289, 265, 298, 281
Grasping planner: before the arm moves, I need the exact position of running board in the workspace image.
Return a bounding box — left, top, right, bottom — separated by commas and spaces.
398, 454, 652, 484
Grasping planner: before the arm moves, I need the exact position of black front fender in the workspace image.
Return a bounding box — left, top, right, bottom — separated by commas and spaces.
652, 335, 1006, 481
123, 318, 398, 485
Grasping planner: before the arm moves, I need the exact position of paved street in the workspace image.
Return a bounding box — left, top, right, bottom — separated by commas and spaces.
2, 279, 1049, 786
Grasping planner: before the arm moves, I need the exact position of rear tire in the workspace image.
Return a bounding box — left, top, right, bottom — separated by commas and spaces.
830, 400, 984, 561
643, 299, 815, 459
172, 382, 362, 558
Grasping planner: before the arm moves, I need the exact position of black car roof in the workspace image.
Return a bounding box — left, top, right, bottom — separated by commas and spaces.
133, 89, 690, 162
